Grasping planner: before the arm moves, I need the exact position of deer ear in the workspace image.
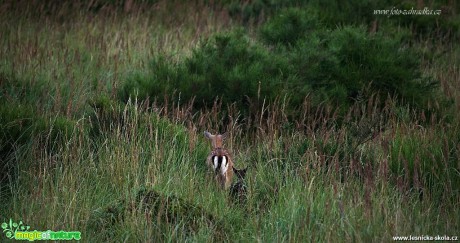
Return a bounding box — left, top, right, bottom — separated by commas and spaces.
233, 167, 248, 179
221, 132, 227, 140
241, 167, 248, 177
204, 131, 214, 139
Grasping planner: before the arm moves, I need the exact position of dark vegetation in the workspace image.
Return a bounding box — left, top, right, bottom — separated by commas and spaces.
120, 5, 452, 119
0, 0, 459, 241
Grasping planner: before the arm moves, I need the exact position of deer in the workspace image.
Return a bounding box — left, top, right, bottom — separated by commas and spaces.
230, 167, 248, 205
204, 131, 234, 189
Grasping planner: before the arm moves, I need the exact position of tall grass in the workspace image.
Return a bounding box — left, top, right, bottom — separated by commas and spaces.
3, 98, 458, 241
0, 0, 230, 118
1, 1, 459, 242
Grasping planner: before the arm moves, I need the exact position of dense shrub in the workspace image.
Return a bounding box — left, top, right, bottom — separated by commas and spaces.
259, 8, 445, 112
285, 25, 441, 110
119, 30, 290, 112
121, 8, 445, 117
260, 8, 320, 46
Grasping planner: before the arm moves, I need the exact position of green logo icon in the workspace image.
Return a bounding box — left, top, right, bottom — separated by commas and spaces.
1, 219, 30, 239
1, 219, 81, 241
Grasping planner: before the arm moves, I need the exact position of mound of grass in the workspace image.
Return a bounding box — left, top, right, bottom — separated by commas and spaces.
0, 73, 76, 199
88, 188, 226, 241
0, 101, 75, 199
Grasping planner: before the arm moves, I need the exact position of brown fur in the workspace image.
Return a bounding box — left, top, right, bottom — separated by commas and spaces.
204, 131, 226, 149
204, 131, 234, 189
230, 167, 248, 204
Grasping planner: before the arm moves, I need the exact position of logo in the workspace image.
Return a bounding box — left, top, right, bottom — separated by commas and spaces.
1, 219, 81, 241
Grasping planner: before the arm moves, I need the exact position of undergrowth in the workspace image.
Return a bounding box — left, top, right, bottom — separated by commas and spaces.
0, 1, 459, 242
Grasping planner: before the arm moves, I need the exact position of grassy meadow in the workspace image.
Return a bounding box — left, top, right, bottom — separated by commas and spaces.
0, 1, 459, 242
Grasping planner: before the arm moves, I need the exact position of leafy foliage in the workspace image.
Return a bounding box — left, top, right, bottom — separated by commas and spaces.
122, 11, 444, 115
260, 8, 320, 46
119, 30, 290, 112
285, 24, 441, 110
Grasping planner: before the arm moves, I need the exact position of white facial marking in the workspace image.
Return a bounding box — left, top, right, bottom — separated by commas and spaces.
213, 156, 218, 170
221, 156, 228, 175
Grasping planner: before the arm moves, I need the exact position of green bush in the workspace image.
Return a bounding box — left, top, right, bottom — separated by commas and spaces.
260, 8, 443, 111
121, 10, 445, 117
260, 8, 320, 46
120, 30, 290, 112
263, 17, 442, 110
